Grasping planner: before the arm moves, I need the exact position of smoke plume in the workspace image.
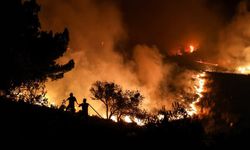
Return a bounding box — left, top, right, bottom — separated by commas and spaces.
37, 0, 247, 115
216, 1, 250, 69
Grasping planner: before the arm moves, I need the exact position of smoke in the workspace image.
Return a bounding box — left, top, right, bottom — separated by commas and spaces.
38, 0, 132, 114
216, 1, 250, 69
37, 0, 237, 115
38, 0, 179, 114
132, 45, 173, 110
119, 0, 224, 58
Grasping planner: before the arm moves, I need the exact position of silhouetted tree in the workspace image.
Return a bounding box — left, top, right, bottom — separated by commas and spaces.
114, 90, 144, 121
171, 102, 189, 119
90, 81, 144, 120
158, 102, 189, 122
90, 81, 122, 119
1, 0, 74, 97
9, 80, 48, 106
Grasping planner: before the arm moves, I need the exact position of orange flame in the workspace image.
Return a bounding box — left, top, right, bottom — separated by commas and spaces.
237, 65, 250, 74
111, 115, 145, 126
187, 72, 206, 116
189, 45, 195, 53
173, 44, 198, 56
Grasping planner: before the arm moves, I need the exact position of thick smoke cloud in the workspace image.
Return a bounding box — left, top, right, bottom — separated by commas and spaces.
216, 1, 250, 69
37, 0, 246, 115
38, 0, 177, 114
119, 0, 223, 58
38, 0, 132, 114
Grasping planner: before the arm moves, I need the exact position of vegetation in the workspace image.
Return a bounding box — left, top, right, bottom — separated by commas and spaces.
1, 0, 74, 104
90, 81, 144, 120
0, 0, 249, 147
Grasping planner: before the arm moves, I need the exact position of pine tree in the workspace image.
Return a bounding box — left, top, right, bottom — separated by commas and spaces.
1, 0, 74, 94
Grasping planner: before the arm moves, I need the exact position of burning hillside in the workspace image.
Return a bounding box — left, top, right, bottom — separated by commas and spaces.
25, 0, 250, 123
3, 0, 250, 145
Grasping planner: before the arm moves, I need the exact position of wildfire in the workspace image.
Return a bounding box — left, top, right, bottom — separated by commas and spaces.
185, 44, 198, 54
124, 115, 132, 123
237, 65, 250, 74
157, 114, 164, 120
174, 44, 198, 56
196, 60, 218, 67
134, 118, 145, 126
189, 45, 195, 53
111, 115, 145, 126
187, 72, 206, 116
111, 116, 118, 122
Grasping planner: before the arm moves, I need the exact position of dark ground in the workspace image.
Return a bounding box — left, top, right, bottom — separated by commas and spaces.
0, 72, 250, 147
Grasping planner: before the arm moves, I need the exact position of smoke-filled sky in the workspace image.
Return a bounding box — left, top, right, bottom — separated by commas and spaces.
37, 0, 250, 115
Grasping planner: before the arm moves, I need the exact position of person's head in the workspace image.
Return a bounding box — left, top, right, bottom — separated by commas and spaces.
70, 93, 73, 97
83, 98, 87, 103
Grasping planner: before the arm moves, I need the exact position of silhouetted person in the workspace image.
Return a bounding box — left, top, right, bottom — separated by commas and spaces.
66, 93, 78, 113
79, 98, 89, 119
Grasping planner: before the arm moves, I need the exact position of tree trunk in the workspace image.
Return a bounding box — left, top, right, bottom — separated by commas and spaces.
106, 104, 109, 119
117, 114, 122, 122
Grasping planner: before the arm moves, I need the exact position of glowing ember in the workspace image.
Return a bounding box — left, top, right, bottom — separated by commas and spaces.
187, 72, 206, 116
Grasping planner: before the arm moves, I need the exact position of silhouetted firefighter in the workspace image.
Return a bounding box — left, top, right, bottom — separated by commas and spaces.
79, 98, 89, 119
66, 93, 78, 113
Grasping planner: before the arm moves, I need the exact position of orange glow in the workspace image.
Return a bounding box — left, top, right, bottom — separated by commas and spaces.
44, 71, 209, 124
189, 45, 195, 53
134, 118, 145, 126
185, 44, 198, 53
111, 116, 118, 122
196, 60, 218, 67
173, 44, 198, 56
237, 65, 250, 74
187, 72, 206, 116
46, 95, 56, 107
110, 115, 145, 126
124, 115, 133, 123
157, 114, 164, 120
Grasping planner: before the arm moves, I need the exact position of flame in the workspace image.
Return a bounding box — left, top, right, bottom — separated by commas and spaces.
111, 116, 118, 122
110, 115, 145, 126
189, 45, 195, 53
185, 44, 197, 53
173, 44, 198, 56
157, 114, 165, 120
124, 115, 133, 123
187, 72, 206, 116
134, 118, 145, 126
237, 65, 250, 74
196, 60, 218, 67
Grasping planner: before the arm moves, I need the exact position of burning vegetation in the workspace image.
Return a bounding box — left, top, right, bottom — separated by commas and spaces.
1, 0, 250, 144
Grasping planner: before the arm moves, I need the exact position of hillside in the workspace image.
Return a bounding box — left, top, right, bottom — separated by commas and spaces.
0, 72, 250, 147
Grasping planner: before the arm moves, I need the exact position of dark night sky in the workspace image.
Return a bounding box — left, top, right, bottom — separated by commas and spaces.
115, 0, 245, 52
37, 0, 250, 114
39, 0, 246, 52
39, 0, 250, 63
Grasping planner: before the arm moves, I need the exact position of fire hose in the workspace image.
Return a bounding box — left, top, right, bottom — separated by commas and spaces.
89, 104, 103, 119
